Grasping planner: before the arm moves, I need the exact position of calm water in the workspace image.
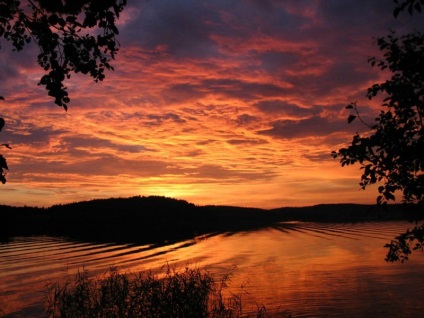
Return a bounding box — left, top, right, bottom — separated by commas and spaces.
1, 221, 424, 317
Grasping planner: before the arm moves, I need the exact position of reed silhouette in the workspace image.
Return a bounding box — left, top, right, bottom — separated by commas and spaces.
44, 265, 284, 318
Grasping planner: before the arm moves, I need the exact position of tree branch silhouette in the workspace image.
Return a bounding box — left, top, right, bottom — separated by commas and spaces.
333, 1, 424, 261
0, 0, 127, 184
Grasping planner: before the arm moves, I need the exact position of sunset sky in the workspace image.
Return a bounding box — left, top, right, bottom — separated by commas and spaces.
1, 0, 423, 208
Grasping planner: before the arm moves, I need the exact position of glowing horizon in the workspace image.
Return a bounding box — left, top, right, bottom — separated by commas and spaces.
0, 0, 422, 208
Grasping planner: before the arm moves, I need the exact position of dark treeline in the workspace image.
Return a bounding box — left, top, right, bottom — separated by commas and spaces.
1, 196, 420, 244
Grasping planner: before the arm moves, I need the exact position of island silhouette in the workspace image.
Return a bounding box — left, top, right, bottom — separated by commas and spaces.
1, 196, 419, 244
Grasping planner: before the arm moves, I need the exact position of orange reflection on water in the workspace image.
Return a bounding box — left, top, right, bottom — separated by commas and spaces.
198, 222, 424, 316
1, 222, 424, 317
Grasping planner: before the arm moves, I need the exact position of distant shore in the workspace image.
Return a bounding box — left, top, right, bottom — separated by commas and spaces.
1, 196, 420, 244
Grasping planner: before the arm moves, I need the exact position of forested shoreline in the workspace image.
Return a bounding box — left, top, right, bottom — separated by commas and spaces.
1, 196, 419, 244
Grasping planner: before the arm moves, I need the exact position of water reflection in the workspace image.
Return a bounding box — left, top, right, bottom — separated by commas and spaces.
1, 221, 424, 317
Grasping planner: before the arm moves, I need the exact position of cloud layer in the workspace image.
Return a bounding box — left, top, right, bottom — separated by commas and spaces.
0, 0, 423, 208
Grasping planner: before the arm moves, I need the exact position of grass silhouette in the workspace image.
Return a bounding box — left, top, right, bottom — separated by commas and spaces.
44, 265, 287, 318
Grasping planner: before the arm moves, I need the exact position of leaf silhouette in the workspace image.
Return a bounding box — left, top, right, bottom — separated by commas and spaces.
347, 115, 356, 124
1, 144, 12, 149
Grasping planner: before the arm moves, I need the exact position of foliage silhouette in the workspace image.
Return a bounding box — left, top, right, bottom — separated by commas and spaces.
333, 1, 424, 261
0, 0, 127, 110
0, 100, 8, 184
0, 0, 127, 184
333, 31, 424, 206
393, 0, 424, 17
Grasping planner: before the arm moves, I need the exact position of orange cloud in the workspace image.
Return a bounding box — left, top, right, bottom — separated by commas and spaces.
1, 0, 421, 208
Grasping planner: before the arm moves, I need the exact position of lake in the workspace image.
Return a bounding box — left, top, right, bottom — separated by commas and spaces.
1, 221, 424, 317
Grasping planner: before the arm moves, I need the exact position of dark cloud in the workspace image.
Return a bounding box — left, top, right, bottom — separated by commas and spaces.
0, 54, 20, 82
122, 0, 221, 58
13, 155, 276, 184
15, 157, 170, 177
254, 100, 315, 117
117, 144, 148, 153
122, 0, 312, 59
62, 135, 148, 154
235, 114, 258, 126
183, 149, 205, 157
1, 42, 39, 75
283, 60, 379, 102
164, 78, 288, 104
193, 164, 277, 181
323, 62, 375, 88
248, 0, 277, 11
144, 112, 186, 126
257, 115, 354, 139
258, 51, 300, 74
196, 139, 218, 146
1, 123, 67, 145
226, 138, 268, 145
318, 0, 424, 34
206, 78, 288, 100
304, 151, 336, 163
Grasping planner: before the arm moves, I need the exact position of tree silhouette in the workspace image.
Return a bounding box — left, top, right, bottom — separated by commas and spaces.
0, 109, 8, 184
333, 1, 424, 261
1, 0, 126, 109
0, 0, 127, 183
393, 0, 424, 17
333, 31, 424, 206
